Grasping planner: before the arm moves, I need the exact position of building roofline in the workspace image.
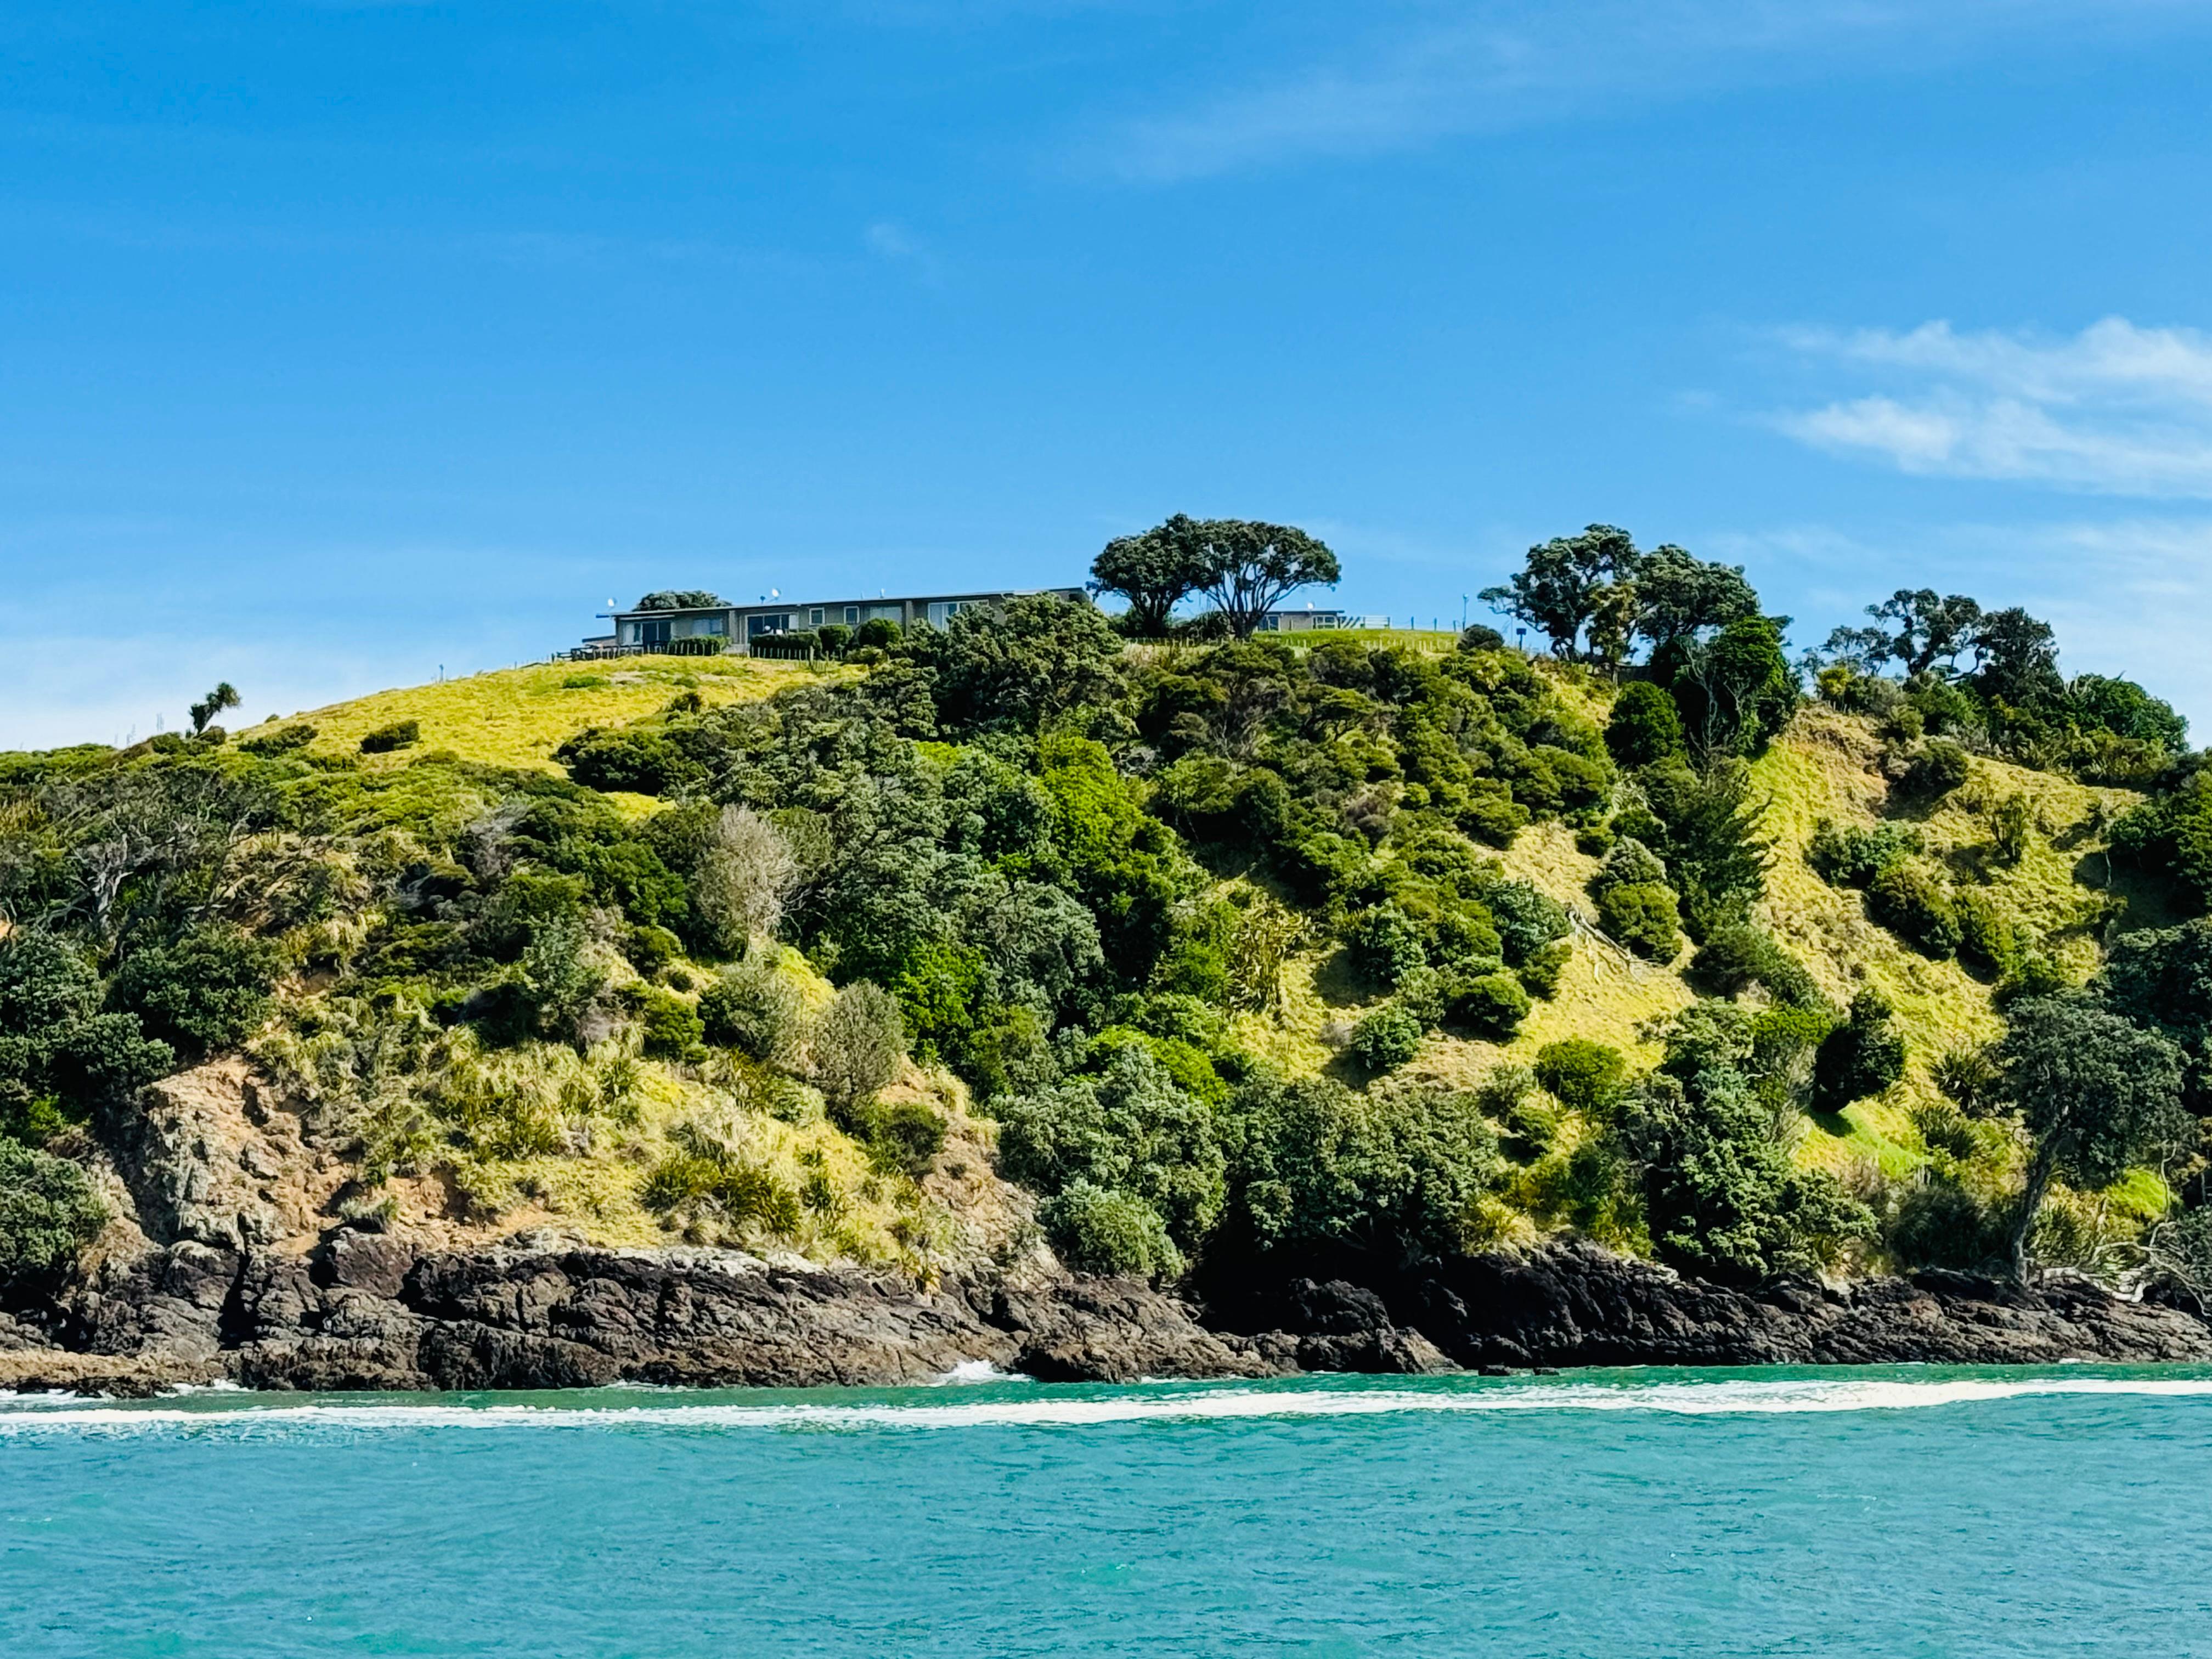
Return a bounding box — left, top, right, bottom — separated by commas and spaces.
611, 587, 1088, 621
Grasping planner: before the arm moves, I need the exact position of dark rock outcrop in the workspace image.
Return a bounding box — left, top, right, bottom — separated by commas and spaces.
2, 1229, 1287, 1397
1219, 1241, 2212, 1370
8, 1232, 2209, 1398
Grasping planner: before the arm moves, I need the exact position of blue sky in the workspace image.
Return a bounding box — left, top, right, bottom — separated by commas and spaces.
7, 1, 2212, 746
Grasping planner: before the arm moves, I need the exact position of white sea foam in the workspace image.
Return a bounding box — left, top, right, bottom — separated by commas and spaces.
932, 1360, 1024, 1385
2, 1373, 2209, 1435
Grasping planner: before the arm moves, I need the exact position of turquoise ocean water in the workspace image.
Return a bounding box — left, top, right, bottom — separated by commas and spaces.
5, 1365, 2211, 1656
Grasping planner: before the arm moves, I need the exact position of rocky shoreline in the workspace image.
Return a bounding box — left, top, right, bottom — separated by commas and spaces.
6, 1229, 2209, 1398
5, 1058, 2207, 1397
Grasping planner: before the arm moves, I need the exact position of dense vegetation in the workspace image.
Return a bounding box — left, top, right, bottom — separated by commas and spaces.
2, 524, 2209, 1315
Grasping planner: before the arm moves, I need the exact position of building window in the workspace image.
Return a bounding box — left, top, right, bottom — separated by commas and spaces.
746, 613, 795, 640
844, 606, 859, 624
640, 619, 672, 646
809, 608, 824, 627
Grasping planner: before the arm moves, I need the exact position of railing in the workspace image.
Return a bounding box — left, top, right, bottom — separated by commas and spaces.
558, 639, 735, 662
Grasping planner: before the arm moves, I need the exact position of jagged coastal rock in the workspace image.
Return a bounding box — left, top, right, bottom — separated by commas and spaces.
7, 1232, 2208, 1398
3, 1058, 2205, 1397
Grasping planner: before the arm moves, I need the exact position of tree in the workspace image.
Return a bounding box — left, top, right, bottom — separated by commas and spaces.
0, 1139, 108, 1280
1182, 520, 1341, 639
1993, 997, 2188, 1282
1661, 618, 1798, 757
636, 590, 726, 611
1811, 990, 1905, 1113
1632, 546, 1760, 651
1967, 606, 2065, 710
689, 805, 798, 957
107, 924, 280, 1058
1480, 524, 1643, 661
917, 594, 1125, 732
1635, 758, 1771, 939
1606, 680, 1686, 768
1091, 516, 1214, 637
188, 682, 240, 736
1621, 1002, 1874, 1283
1218, 1074, 1500, 1266
1830, 590, 1985, 678
811, 980, 906, 1128
2070, 674, 2188, 752
992, 1045, 1224, 1251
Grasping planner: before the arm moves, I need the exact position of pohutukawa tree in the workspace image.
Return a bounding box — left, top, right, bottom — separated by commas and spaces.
1090, 516, 1213, 637
1096, 516, 1340, 639
1994, 996, 2188, 1283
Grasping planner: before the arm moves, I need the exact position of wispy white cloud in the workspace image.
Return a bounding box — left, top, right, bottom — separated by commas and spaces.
1090, 0, 2202, 182
1771, 318, 2212, 496
1707, 514, 2212, 729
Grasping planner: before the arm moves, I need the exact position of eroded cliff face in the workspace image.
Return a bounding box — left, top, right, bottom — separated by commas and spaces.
4, 1062, 2208, 1397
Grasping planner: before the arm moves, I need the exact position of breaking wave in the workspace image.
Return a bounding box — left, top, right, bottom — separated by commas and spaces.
4, 1369, 2210, 1436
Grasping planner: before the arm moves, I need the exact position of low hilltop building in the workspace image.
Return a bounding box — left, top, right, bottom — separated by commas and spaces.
584, 585, 1091, 656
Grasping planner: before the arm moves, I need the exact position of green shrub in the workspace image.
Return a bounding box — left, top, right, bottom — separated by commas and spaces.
854, 618, 901, 650
1931, 1045, 2001, 1115
239, 723, 317, 756
1392, 965, 1448, 1030
1807, 819, 1921, 887
0, 1139, 108, 1279
1598, 882, 1683, 961
1988, 791, 2035, 866
41, 1014, 174, 1105
1347, 1005, 1424, 1073
859, 1097, 947, 1177
992, 1047, 1223, 1250
1589, 836, 1667, 900
1995, 950, 2074, 1005
698, 957, 809, 1065
1907, 739, 1972, 797
1040, 1181, 1184, 1281
641, 1152, 801, 1235
359, 719, 422, 754
1689, 923, 1826, 1008
811, 981, 906, 1128
1886, 1183, 2004, 1272
1865, 860, 1961, 957
1481, 879, 1570, 966
816, 623, 853, 654
555, 729, 704, 795
633, 988, 705, 1060
1952, 889, 2019, 977
1343, 904, 1426, 988
0, 933, 100, 1030
108, 926, 280, 1058
625, 924, 683, 974
1451, 970, 1531, 1039
1606, 680, 1686, 768
1811, 990, 1906, 1112
1534, 1038, 1626, 1115
561, 674, 608, 689
1515, 938, 1572, 1000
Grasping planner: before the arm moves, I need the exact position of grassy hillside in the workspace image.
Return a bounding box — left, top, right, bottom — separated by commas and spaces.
290, 654, 842, 775
1228, 686, 2153, 1195
6, 617, 2185, 1295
